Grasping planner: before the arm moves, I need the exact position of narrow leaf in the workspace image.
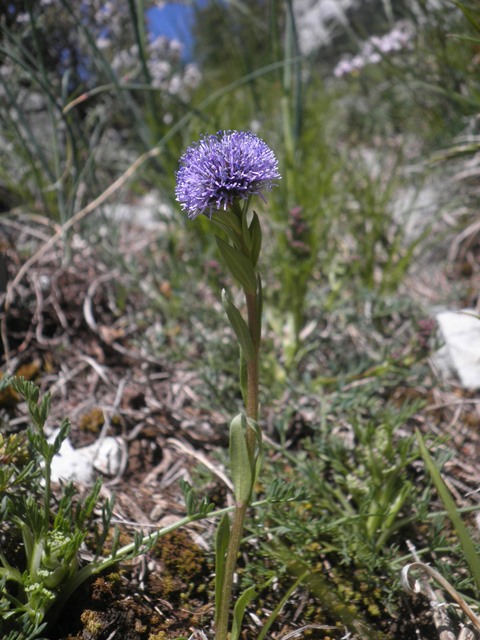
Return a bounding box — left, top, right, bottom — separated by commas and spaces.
241, 207, 253, 251
231, 585, 257, 640
210, 219, 243, 249
216, 237, 257, 294
222, 289, 255, 362
257, 573, 307, 640
52, 418, 71, 455
249, 211, 262, 267
212, 209, 242, 236
453, 1, 480, 33
229, 414, 253, 504
417, 430, 480, 592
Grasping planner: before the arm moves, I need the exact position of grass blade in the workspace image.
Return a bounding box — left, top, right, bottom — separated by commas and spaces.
416, 429, 480, 593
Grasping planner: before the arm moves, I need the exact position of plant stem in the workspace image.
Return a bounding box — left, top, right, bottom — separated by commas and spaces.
245, 291, 260, 423
216, 287, 261, 640
216, 502, 248, 640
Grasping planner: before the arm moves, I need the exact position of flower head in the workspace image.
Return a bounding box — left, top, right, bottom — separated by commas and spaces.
175, 130, 280, 219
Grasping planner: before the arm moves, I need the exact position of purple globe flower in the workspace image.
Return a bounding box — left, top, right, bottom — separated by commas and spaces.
175, 130, 281, 219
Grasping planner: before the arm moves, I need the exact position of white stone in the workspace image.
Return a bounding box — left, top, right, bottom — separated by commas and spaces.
86, 437, 123, 476
434, 309, 480, 389
50, 434, 123, 483
50, 436, 96, 484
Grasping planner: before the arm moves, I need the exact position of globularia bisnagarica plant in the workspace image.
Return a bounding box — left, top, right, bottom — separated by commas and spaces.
175, 129, 281, 640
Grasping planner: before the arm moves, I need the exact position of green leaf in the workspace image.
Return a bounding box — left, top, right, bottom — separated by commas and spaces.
52, 418, 71, 456
215, 513, 230, 623
216, 236, 257, 294
241, 207, 253, 251
229, 414, 253, 504
249, 211, 262, 267
39, 393, 51, 424
0, 376, 12, 392
453, 1, 480, 33
179, 479, 197, 516
231, 584, 256, 640
257, 573, 307, 640
417, 430, 480, 592
210, 215, 243, 251
222, 289, 255, 362
212, 209, 242, 236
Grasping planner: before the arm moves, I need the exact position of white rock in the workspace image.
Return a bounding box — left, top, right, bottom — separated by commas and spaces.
50, 434, 123, 483
50, 436, 96, 484
85, 437, 123, 476
434, 309, 480, 389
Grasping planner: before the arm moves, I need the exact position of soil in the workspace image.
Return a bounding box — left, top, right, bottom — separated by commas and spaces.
1, 215, 480, 640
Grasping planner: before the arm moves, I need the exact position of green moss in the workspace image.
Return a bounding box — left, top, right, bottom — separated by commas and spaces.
78, 408, 105, 433
153, 530, 205, 581
80, 610, 103, 638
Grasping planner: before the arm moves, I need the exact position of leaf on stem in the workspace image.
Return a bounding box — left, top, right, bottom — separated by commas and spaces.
212, 209, 243, 236
249, 211, 262, 267
241, 207, 253, 251
216, 236, 257, 294
231, 585, 257, 640
222, 289, 255, 362
229, 414, 254, 504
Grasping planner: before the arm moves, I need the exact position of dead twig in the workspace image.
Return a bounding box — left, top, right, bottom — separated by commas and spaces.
402, 542, 480, 638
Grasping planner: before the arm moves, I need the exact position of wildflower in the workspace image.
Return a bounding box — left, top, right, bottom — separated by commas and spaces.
333, 21, 413, 77
175, 130, 280, 219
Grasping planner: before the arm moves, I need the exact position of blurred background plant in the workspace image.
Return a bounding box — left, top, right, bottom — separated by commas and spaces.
0, 0, 200, 224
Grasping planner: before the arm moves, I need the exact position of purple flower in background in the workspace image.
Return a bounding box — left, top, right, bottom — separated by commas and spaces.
175, 130, 280, 219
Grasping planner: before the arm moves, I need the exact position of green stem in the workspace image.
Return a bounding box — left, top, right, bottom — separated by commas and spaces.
245, 291, 260, 424
43, 459, 52, 532
216, 503, 248, 640
216, 286, 261, 640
